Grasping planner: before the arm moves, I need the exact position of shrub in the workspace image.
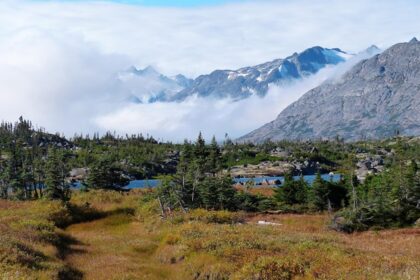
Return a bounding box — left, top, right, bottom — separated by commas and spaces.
234, 257, 307, 280
331, 205, 397, 233
155, 243, 186, 264
184, 254, 231, 280
187, 209, 244, 224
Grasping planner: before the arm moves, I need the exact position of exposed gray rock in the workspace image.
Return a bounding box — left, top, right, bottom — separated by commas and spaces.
171, 46, 349, 101
69, 168, 89, 180
355, 154, 386, 182
239, 39, 420, 142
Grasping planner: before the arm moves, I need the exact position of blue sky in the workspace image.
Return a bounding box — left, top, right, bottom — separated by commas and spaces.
114, 0, 234, 6
37, 0, 238, 7
1, 0, 420, 140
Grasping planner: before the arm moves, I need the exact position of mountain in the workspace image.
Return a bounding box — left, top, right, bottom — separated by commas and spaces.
239, 39, 420, 142
117, 66, 193, 103
171, 46, 351, 101
118, 46, 351, 103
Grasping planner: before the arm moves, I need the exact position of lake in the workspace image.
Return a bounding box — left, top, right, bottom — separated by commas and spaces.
121, 173, 341, 189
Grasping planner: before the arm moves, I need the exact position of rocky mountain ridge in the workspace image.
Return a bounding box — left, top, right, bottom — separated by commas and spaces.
122, 46, 351, 103
239, 39, 420, 142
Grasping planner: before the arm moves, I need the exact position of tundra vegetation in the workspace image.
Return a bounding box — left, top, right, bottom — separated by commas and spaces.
0, 118, 419, 279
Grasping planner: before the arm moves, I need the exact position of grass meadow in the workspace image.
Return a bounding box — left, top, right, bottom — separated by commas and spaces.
1, 190, 419, 279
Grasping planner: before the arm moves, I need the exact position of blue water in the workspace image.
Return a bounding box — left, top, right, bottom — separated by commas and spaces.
123, 174, 340, 189
233, 174, 341, 186
125, 179, 162, 189
71, 174, 340, 190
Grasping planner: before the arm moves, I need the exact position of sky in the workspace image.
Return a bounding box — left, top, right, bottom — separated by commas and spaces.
100, 0, 234, 6
0, 0, 419, 141
36, 0, 234, 6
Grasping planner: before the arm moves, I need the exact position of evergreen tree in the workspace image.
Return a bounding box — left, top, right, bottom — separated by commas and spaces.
33, 157, 45, 198
172, 140, 194, 206
207, 136, 222, 176
197, 176, 235, 210
86, 158, 129, 190
44, 149, 70, 202
311, 173, 329, 211
21, 153, 35, 199
274, 173, 307, 205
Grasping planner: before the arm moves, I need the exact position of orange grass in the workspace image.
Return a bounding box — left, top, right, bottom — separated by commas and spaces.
1, 191, 419, 279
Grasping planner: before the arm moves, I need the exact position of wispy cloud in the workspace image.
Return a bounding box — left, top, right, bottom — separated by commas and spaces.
0, 0, 418, 139
94, 56, 372, 142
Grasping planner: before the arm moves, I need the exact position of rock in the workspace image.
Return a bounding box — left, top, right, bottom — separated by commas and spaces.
239, 39, 420, 142
257, 220, 282, 226
172, 46, 349, 101
69, 168, 88, 180
261, 179, 270, 186
268, 179, 281, 185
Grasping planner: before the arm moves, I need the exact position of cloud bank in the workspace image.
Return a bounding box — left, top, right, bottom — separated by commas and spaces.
0, 0, 419, 140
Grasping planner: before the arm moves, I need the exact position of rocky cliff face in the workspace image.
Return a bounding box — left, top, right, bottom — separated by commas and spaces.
239, 39, 420, 142
172, 46, 349, 101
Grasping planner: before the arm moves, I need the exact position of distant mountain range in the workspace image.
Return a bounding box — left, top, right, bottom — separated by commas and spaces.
120, 46, 355, 103
239, 38, 420, 142
171, 46, 351, 101
116, 66, 192, 103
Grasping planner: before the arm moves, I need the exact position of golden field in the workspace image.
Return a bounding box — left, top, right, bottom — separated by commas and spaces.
1, 190, 419, 280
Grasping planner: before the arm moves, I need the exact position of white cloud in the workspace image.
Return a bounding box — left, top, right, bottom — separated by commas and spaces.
0, 0, 418, 140
94, 60, 363, 142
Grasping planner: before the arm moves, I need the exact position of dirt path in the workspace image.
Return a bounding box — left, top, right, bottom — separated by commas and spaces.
62, 212, 178, 280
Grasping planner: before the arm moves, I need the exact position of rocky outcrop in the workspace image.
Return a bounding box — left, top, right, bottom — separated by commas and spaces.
239, 39, 420, 142
69, 168, 89, 181
229, 159, 326, 178
32, 132, 74, 149
355, 154, 386, 182
230, 161, 295, 177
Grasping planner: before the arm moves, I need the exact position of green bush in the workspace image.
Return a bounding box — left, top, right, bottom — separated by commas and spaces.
234, 256, 307, 280
187, 209, 244, 224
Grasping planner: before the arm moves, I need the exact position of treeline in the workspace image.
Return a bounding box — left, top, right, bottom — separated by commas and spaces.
157, 134, 351, 213
0, 117, 419, 231
271, 139, 420, 231
0, 117, 174, 201
334, 144, 420, 232
157, 135, 419, 231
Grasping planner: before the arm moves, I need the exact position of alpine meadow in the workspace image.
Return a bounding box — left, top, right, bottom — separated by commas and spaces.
0, 1, 419, 280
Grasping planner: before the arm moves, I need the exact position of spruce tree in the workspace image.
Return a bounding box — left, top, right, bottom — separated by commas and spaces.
86, 158, 129, 190
173, 140, 194, 207
44, 149, 70, 202
208, 136, 221, 176
275, 173, 308, 205
311, 173, 329, 211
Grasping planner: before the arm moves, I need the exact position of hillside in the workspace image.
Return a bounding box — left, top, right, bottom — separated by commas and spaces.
239, 39, 420, 142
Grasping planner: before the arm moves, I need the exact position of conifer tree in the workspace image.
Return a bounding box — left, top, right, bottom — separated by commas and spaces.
311, 173, 329, 211
86, 158, 129, 190
275, 173, 308, 205
208, 136, 221, 176
44, 149, 70, 202
173, 140, 194, 206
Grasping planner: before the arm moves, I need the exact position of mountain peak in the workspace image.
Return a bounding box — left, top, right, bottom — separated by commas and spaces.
141, 66, 159, 75
363, 45, 381, 56
171, 45, 350, 102
409, 37, 418, 43
367, 45, 380, 51
238, 39, 420, 142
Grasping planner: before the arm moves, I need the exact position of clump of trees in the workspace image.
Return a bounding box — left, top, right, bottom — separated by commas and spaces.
158, 134, 236, 211
84, 158, 129, 190
333, 158, 420, 232
272, 172, 348, 213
